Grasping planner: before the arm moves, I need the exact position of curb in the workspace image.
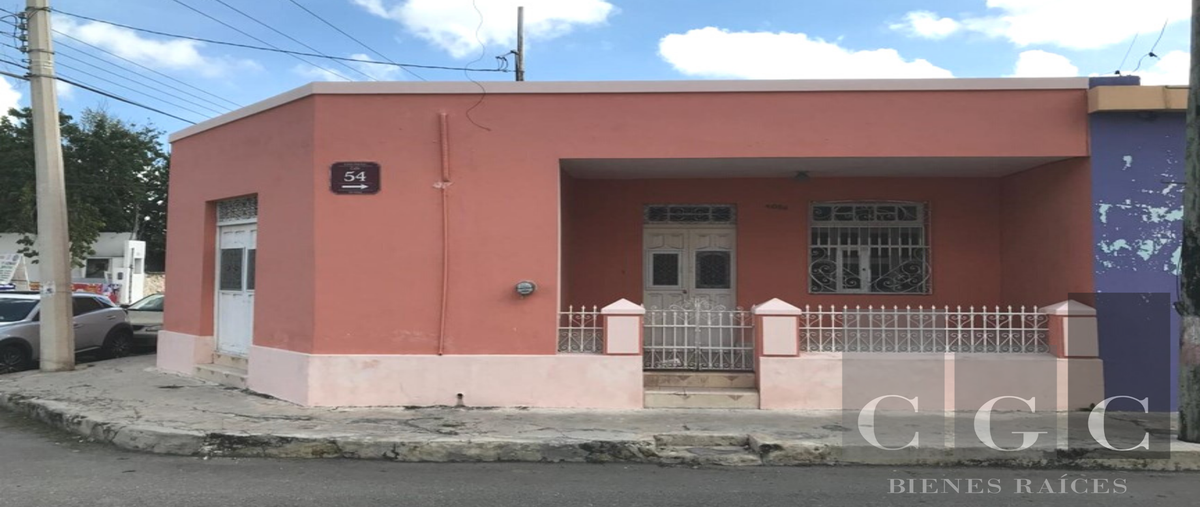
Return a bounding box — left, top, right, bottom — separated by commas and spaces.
3, 393, 1199, 469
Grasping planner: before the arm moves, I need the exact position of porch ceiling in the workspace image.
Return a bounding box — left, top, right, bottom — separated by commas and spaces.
560, 157, 1069, 179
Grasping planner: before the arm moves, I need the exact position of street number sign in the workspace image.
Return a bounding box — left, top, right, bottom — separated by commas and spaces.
330, 162, 380, 194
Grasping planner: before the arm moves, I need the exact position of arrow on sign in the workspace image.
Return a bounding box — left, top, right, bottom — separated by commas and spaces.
340, 184, 369, 190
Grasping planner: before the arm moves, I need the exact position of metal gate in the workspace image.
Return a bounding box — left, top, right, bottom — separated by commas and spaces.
643, 299, 754, 371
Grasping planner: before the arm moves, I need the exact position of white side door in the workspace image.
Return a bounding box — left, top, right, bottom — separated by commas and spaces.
216, 224, 256, 357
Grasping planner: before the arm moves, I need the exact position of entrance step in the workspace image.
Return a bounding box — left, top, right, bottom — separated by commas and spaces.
645, 372, 755, 389
644, 387, 759, 409
212, 353, 248, 370
195, 363, 248, 389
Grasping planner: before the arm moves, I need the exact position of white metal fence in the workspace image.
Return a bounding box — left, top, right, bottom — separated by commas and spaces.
644, 300, 754, 371
558, 306, 603, 354
798, 305, 1050, 354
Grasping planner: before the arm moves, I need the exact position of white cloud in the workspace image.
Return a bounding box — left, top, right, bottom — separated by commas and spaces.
1136, 50, 1189, 85
56, 80, 75, 101
658, 27, 953, 79
1008, 50, 1078, 77
294, 53, 407, 81
901, 0, 1190, 50
891, 11, 961, 39
352, 0, 616, 59
348, 53, 406, 80
54, 17, 258, 78
0, 77, 21, 114
294, 64, 349, 82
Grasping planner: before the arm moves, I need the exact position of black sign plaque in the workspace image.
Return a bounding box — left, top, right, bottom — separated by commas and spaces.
330, 162, 380, 194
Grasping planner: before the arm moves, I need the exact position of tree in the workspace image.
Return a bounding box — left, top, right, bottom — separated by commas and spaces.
0, 107, 169, 268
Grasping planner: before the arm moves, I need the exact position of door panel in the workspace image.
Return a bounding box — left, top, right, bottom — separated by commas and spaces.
70, 297, 108, 349
643, 230, 688, 311
216, 224, 256, 357
643, 226, 746, 371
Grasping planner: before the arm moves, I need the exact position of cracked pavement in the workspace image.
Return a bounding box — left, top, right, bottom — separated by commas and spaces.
0, 356, 1198, 469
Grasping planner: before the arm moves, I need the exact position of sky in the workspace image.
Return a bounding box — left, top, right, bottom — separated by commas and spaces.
0, 0, 1190, 136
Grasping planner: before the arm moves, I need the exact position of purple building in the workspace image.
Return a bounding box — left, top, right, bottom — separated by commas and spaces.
1088, 77, 1184, 410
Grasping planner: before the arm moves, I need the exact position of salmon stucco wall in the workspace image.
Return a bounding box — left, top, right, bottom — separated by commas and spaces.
999, 158, 1095, 306
164, 98, 318, 353
563, 176, 1004, 309
171, 86, 1088, 357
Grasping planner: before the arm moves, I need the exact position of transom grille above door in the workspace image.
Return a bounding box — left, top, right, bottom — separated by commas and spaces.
644, 204, 736, 224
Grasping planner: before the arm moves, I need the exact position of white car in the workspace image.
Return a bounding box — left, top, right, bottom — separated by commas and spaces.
0, 292, 135, 374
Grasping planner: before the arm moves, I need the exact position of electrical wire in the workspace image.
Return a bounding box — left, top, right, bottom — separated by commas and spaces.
285, 0, 425, 81
51, 30, 242, 109
1131, 19, 1170, 74
54, 45, 226, 114
1115, 33, 1138, 74
170, 0, 353, 81
53, 9, 508, 73
51, 74, 197, 124
55, 61, 209, 119
463, 0, 491, 131
208, 0, 375, 81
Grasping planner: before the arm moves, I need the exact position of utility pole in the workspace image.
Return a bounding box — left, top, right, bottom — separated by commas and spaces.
25, 0, 75, 372
515, 6, 525, 82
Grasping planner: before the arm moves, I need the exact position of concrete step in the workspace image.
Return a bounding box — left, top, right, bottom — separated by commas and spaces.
212, 353, 248, 370
644, 387, 759, 409
195, 363, 247, 389
655, 445, 762, 466
645, 372, 755, 389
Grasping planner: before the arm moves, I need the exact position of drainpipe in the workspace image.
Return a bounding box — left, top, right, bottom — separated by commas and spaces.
437, 112, 452, 355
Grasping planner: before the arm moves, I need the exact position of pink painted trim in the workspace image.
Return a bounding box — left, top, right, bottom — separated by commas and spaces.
247, 346, 643, 408
156, 330, 213, 374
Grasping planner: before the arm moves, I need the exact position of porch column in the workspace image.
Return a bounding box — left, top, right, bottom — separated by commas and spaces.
601, 299, 644, 355
1040, 300, 1099, 359
1040, 300, 1104, 410
753, 298, 802, 356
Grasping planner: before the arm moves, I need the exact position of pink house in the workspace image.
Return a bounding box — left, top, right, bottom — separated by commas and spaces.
158, 79, 1104, 410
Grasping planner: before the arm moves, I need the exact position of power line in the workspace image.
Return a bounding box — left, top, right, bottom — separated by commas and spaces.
52, 74, 196, 124
285, 0, 425, 81
54, 45, 228, 116
209, 0, 375, 81
50, 28, 243, 109
1115, 33, 1138, 74
170, 0, 355, 81
1132, 18, 1171, 74
55, 61, 209, 120
53, 9, 508, 73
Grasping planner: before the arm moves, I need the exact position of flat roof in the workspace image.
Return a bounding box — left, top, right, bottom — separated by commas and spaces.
170, 77, 1090, 142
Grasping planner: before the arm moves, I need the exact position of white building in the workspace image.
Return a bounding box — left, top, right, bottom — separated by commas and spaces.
0, 232, 147, 304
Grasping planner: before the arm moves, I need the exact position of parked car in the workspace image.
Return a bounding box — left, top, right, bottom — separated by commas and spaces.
125, 293, 164, 347
0, 292, 135, 374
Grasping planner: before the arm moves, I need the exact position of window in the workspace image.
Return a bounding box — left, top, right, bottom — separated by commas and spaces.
72, 296, 105, 316
127, 295, 164, 309
809, 202, 930, 294
220, 248, 245, 291
0, 299, 37, 322
247, 249, 256, 291
650, 252, 680, 286
84, 258, 110, 279
695, 251, 731, 289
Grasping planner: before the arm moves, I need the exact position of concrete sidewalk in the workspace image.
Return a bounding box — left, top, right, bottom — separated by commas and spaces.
0, 356, 1196, 469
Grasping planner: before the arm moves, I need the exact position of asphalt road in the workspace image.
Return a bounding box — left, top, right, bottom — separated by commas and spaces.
2, 410, 1199, 507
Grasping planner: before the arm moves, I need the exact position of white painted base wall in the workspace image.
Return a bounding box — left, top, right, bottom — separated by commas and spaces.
759, 353, 1104, 411
156, 330, 214, 374
247, 345, 645, 408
